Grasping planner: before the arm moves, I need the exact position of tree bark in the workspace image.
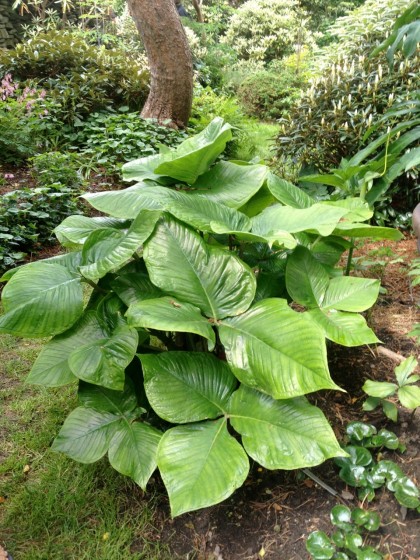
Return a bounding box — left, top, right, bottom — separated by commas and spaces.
191, 0, 204, 23
127, 0, 193, 128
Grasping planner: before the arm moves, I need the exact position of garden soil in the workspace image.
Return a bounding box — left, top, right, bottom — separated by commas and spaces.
140, 237, 420, 560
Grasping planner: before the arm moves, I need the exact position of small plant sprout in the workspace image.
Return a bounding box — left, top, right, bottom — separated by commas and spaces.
362, 356, 420, 422
306, 504, 383, 560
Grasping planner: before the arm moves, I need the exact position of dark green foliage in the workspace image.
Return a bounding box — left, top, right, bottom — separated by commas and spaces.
72, 111, 188, 174
0, 185, 81, 273
237, 68, 306, 120
30, 151, 84, 188
0, 30, 149, 122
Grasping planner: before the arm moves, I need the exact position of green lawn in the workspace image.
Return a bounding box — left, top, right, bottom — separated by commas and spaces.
0, 334, 171, 560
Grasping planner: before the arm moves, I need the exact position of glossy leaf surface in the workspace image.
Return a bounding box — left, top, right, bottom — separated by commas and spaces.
158, 418, 249, 516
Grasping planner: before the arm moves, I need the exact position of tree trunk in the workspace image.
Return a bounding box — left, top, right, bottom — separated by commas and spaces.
191, 0, 204, 23
127, 0, 193, 129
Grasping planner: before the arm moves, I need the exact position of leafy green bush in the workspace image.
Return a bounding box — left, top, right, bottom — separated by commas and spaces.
0, 118, 404, 517
0, 185, 81, 273
72, 111, 188, 174
0, 30, 149, 122
237, 67, 307, 120
276, 0, 416, 172
223, 0, 313, 63
0, 74, 62, 163
30, 151, 84, 188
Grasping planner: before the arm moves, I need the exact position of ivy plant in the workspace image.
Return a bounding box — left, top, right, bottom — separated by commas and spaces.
0, 118, 403, 517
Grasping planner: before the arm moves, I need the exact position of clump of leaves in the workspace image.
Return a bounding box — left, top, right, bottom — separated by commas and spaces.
363, 356, 420, 421
0, 118, 404, 517
335, 422, 420, 510
307, 504, 383, 559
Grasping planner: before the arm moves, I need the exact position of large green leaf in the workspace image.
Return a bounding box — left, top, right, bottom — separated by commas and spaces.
108, 422, 161, 490
79, 210, 161, 280
140, 352, 236, 422
188, 160, 268, 208
321, 198, 373, 222
251, 203, 347, 238
398, 385, 420, 410
111, 272, 163, 306
157, 418, 249, 516
143, 216, 256, 319
322, 277, 380, 312
286, 246, 329, 308
127, 297, 216, 350
0, 262, 83, 338
78, 379, 139, 414
286, 247, 380, 312
333, 223, 403, 240
54, 215, 130, 247
229, 386, 346, 469
1, 251, 83, 282
123, 118, 232, 184
267, 173, 314, 209
52, 407, 121, 463
68, 324, 138, 391
219, 298, 340, 399
26, 311, 102, 387
83, 184, 163, 219
307, 309, 380, 347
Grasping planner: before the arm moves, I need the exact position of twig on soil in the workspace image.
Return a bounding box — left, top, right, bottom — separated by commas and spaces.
375, 346, 410, 364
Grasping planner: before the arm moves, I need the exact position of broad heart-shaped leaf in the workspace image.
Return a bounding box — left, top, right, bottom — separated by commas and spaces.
320, 198, 373, 222
52, 407, 121, 463
26, 311, 104, 387
229, 386, 345, 470
219, 298, 340, 399
267, 173, 314, 209
143, 216, 256, 320
140, 352, 237, 423
68, 323, 138, 391
286, 245, 330, 308
78, 379, 138, 414
123, 118, 232, 185
55, 215, 130, 247
322, 277, 380, 312
306, 309, 380, 347
0, 262, 83, 338
251, 203, 347, 238
188, 160, 268, 209
108, 422, 161, 490
332, 223, 403, 240
111, 271, 163, 306
157, 418, 249, 516
1, 250, 83, 282
127, 297, 216, 350
154, 118, 232, 183
286, 245, 380, 312
83, 183, 163, 219
79, 210, 161, 280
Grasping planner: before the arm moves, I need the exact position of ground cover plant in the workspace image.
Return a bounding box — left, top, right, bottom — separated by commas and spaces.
0, 118, 405, 518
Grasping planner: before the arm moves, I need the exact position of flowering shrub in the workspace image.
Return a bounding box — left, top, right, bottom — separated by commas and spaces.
222, 0, 313, 64
0, 74, 60, 163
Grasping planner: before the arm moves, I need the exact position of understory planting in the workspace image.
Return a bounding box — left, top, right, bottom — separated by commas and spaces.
0, 118, 403, 516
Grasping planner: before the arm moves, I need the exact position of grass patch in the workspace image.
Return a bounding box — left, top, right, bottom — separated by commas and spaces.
0, 334, 172, 559
233, 121, 279, 163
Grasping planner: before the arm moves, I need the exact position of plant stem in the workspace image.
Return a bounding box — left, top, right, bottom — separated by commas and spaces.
345, 240, 355, 276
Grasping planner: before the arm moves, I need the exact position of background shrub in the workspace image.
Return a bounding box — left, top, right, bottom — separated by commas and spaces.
223, 0, 313, 64
275, 0, 418, 173
0, 30, 149, 123
237, 65, 307, 120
